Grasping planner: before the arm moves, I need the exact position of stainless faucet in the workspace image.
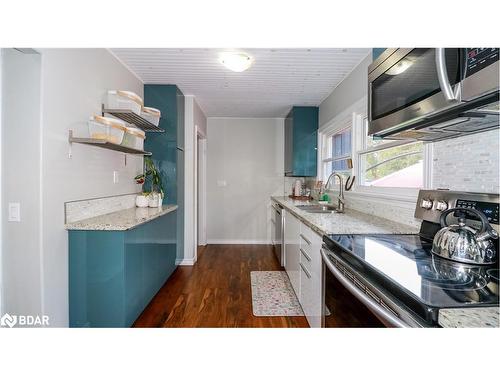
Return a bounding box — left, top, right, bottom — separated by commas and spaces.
324, 172, 345, 213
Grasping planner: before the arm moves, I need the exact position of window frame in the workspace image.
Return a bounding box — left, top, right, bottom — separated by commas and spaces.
318, 111, 354, 185
318, 96, 433, 203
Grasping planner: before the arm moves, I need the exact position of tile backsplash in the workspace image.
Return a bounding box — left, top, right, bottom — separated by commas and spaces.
432, 129, 499, 194
65, 193, 138, 223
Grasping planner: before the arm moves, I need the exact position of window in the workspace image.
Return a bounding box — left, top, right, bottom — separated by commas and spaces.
357, 117, 424, 189
320, 127, 352, 185
318, 97, 429, 201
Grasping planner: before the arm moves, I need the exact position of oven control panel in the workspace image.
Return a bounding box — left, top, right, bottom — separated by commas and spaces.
455, 199, 499, 225
415, 190, 500, 230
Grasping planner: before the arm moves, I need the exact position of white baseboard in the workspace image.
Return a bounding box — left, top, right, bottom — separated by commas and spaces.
175, 258, 196, 266
207, 239, 272, 245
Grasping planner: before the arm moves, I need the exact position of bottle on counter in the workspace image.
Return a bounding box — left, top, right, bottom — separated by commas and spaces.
294, 179, 302, 196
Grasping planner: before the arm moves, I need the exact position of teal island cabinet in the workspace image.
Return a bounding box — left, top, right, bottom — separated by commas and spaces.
68, 205, 178, 327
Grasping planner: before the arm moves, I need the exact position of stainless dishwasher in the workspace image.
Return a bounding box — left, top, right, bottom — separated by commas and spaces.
272, 203, 285, 267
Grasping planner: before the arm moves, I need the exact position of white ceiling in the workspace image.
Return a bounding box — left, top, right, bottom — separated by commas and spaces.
111, 48, 370, 118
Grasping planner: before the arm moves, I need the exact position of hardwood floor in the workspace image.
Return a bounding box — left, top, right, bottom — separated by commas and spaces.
133, 244, 309, 328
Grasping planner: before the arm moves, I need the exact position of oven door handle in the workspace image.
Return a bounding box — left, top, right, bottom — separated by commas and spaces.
435, 48, 460, 102
321, 248, 410, 328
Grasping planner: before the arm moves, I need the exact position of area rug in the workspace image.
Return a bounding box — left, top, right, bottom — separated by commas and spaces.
250, 271, 304, 316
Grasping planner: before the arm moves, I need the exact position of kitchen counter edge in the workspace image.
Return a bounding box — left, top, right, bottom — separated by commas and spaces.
65, 204, 178, 231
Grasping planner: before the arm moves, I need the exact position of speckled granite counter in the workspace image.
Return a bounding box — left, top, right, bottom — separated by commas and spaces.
438, 307, 500, 328
271, 196, 418, 236
65, 204, 177, 231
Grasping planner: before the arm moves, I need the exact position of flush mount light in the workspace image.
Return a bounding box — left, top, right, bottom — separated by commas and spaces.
219, 52, 252, 72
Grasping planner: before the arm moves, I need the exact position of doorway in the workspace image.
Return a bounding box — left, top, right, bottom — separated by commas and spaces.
194, 128, 207, 262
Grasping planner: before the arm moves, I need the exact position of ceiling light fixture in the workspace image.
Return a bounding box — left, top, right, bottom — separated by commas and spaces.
219, 52, 252, 72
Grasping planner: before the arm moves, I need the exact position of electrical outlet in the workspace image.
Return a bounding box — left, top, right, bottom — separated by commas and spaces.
8, 203, 21, 222
113, 171, 119, 184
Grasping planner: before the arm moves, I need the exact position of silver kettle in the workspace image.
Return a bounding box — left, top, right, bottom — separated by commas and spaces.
432, 207, 498, 265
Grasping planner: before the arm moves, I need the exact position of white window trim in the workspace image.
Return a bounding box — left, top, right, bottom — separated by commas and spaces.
318, 96, 433, 205
318, 97, 365, 179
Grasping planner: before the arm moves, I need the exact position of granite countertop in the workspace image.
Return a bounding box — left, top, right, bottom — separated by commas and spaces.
65, 204, 178, 231
438, 307, 500, 328
271, 196, 418, 236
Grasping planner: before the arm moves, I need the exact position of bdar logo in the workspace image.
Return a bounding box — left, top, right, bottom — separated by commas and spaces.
1, 313, 17, 328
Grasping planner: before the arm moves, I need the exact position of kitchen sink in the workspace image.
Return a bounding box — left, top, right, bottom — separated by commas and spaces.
296, 204, 338, 214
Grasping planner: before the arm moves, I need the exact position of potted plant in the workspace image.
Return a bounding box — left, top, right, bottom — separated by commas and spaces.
134, 157, 164, 208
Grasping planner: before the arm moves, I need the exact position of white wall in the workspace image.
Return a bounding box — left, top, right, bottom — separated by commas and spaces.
41, 49, 143, 326
206, 117, 284, 244
193, 99, 207, 248
1, 49, 43, 318
1, 49, 144, 326
194, 99, 207, 137
183, 96, 207, 264
319, 53, 372, 127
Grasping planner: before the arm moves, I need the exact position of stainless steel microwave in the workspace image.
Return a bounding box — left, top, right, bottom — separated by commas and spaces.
368, 48, 499, 142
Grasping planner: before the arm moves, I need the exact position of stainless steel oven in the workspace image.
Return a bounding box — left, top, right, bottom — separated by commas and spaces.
368, 48, 499, 142
321, 245, 414, 328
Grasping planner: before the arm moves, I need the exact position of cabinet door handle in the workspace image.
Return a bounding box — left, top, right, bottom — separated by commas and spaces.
300, 234, 311, 245
300, 262, 312, 279
300, 248, 311, 262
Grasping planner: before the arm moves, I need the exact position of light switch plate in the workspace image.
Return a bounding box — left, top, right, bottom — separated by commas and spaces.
8, 202, 21, 222
113, 171, 119, 184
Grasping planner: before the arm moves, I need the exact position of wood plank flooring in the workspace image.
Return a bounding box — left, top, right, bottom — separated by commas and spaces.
133, 244, 309, 328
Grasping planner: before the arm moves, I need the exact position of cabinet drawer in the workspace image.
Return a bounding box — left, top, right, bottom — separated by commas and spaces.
299, 261, 321, 328
299, 227, 321, 274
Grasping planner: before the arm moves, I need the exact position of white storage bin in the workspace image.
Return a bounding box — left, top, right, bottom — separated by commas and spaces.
140, 107, 161, 126
88, 115, 126, 144
104, 90, 143, 115
121, 125, 146, 150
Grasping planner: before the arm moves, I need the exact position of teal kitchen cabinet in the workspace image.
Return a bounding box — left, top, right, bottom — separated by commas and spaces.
69, 211, 177, 328
284, 106, 319, 177
144, 84, 185, 261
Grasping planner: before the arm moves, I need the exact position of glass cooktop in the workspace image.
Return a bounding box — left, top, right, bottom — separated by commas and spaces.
323, 234, 499, 323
